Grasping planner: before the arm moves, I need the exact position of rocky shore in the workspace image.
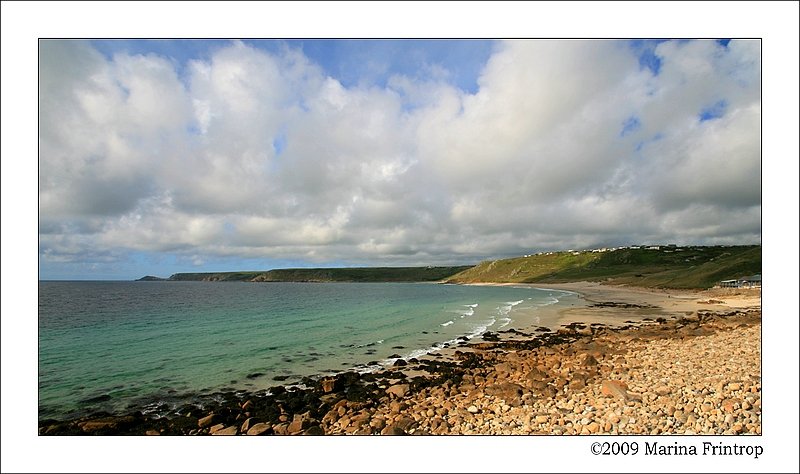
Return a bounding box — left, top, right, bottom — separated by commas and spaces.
39, 299, 761, 436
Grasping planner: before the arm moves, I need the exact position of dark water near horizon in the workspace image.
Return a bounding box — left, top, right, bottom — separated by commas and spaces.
38, 281, 579, 420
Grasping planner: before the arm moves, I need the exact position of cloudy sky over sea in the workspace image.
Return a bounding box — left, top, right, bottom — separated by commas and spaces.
37, 37, 763, 280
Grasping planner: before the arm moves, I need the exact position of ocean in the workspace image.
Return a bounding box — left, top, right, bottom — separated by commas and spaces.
38, 281, 579, 421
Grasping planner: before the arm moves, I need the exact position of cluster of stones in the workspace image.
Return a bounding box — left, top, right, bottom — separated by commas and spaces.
321, 309, 761, 435
39, 308, 760, 436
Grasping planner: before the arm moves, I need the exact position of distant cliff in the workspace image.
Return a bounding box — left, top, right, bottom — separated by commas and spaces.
136, 275, 167, 281
138, 266, 474, 283
136, 244, 761, 289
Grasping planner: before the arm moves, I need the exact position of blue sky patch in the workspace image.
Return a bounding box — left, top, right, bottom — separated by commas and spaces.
286, 39, 496, 93
620, 116, 641, 137
635, 133, 664, 152
91, 39, 229, 66
629, 39, 668, 75
699, 100, 728, 121
91, 39, 496, 95
273, 132, 287, 156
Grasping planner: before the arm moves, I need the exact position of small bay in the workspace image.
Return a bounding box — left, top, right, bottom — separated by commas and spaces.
38, 280, 578, 420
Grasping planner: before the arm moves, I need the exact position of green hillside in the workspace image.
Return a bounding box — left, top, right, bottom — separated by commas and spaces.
445, 245, 761, 289
161, 266, 473, 283
140, 245, 761, 289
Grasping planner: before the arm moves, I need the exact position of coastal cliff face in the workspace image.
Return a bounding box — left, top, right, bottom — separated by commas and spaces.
446, 245, 761, 289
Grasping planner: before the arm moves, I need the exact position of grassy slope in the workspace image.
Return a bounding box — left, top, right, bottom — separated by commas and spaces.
156, 246, 760, 288
167, 266, 474, 283
446, 245, 761, 289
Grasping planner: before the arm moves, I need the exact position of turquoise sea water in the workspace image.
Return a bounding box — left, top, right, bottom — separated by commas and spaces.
38, 281, 579, 420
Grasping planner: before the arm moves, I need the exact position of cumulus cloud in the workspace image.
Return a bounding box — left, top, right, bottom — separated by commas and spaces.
38, 39, 761, 274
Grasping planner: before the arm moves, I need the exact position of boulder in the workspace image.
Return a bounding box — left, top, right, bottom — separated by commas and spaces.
287, 420, 304, 434
303, 425, 325, 435
529, 380, 548, 391
380, 425, 406, 435
209, 423, 225, 434
272, 422, 290, 435
198, 414, 217, 428
654, 385, 671, 396
351, 413, 371, 428
288, 412, 312, 434
321, 377, 336, 393
322, 409, 340, 425
77, 416, 136, 433
495, 362, 512, 374
386, 383, 410, 398
601, 380, 642, 401
241, 417, 254, 432
247, 423, 272, 435
581, 354, 598, 366
526, 368, 548, 382
568, 378, 586, 390
395, 416, 418, 432
536, 385, 559, 399
370, 417, 386, 431
485, 382, 527, 407
211, 426, 238, 435
721, 399, 738, 413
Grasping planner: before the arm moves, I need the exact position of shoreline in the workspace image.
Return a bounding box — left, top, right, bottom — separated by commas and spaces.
39, 282, 761, 435
465, 280, 760, 330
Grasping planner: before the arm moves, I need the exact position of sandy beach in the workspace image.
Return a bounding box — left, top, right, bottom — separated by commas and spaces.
315, 282, 762, 435
468, 281, 761, 327
39, 281, 761, 435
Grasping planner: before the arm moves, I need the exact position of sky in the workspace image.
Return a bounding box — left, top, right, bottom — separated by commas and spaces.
38, 39, 762, 280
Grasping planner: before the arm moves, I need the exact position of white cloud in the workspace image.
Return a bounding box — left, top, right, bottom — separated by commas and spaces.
38, 39, 761, 272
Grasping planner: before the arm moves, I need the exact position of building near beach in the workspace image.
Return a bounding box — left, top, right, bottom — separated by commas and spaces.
717, 274, 761, 288
739, 274, 761, 288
